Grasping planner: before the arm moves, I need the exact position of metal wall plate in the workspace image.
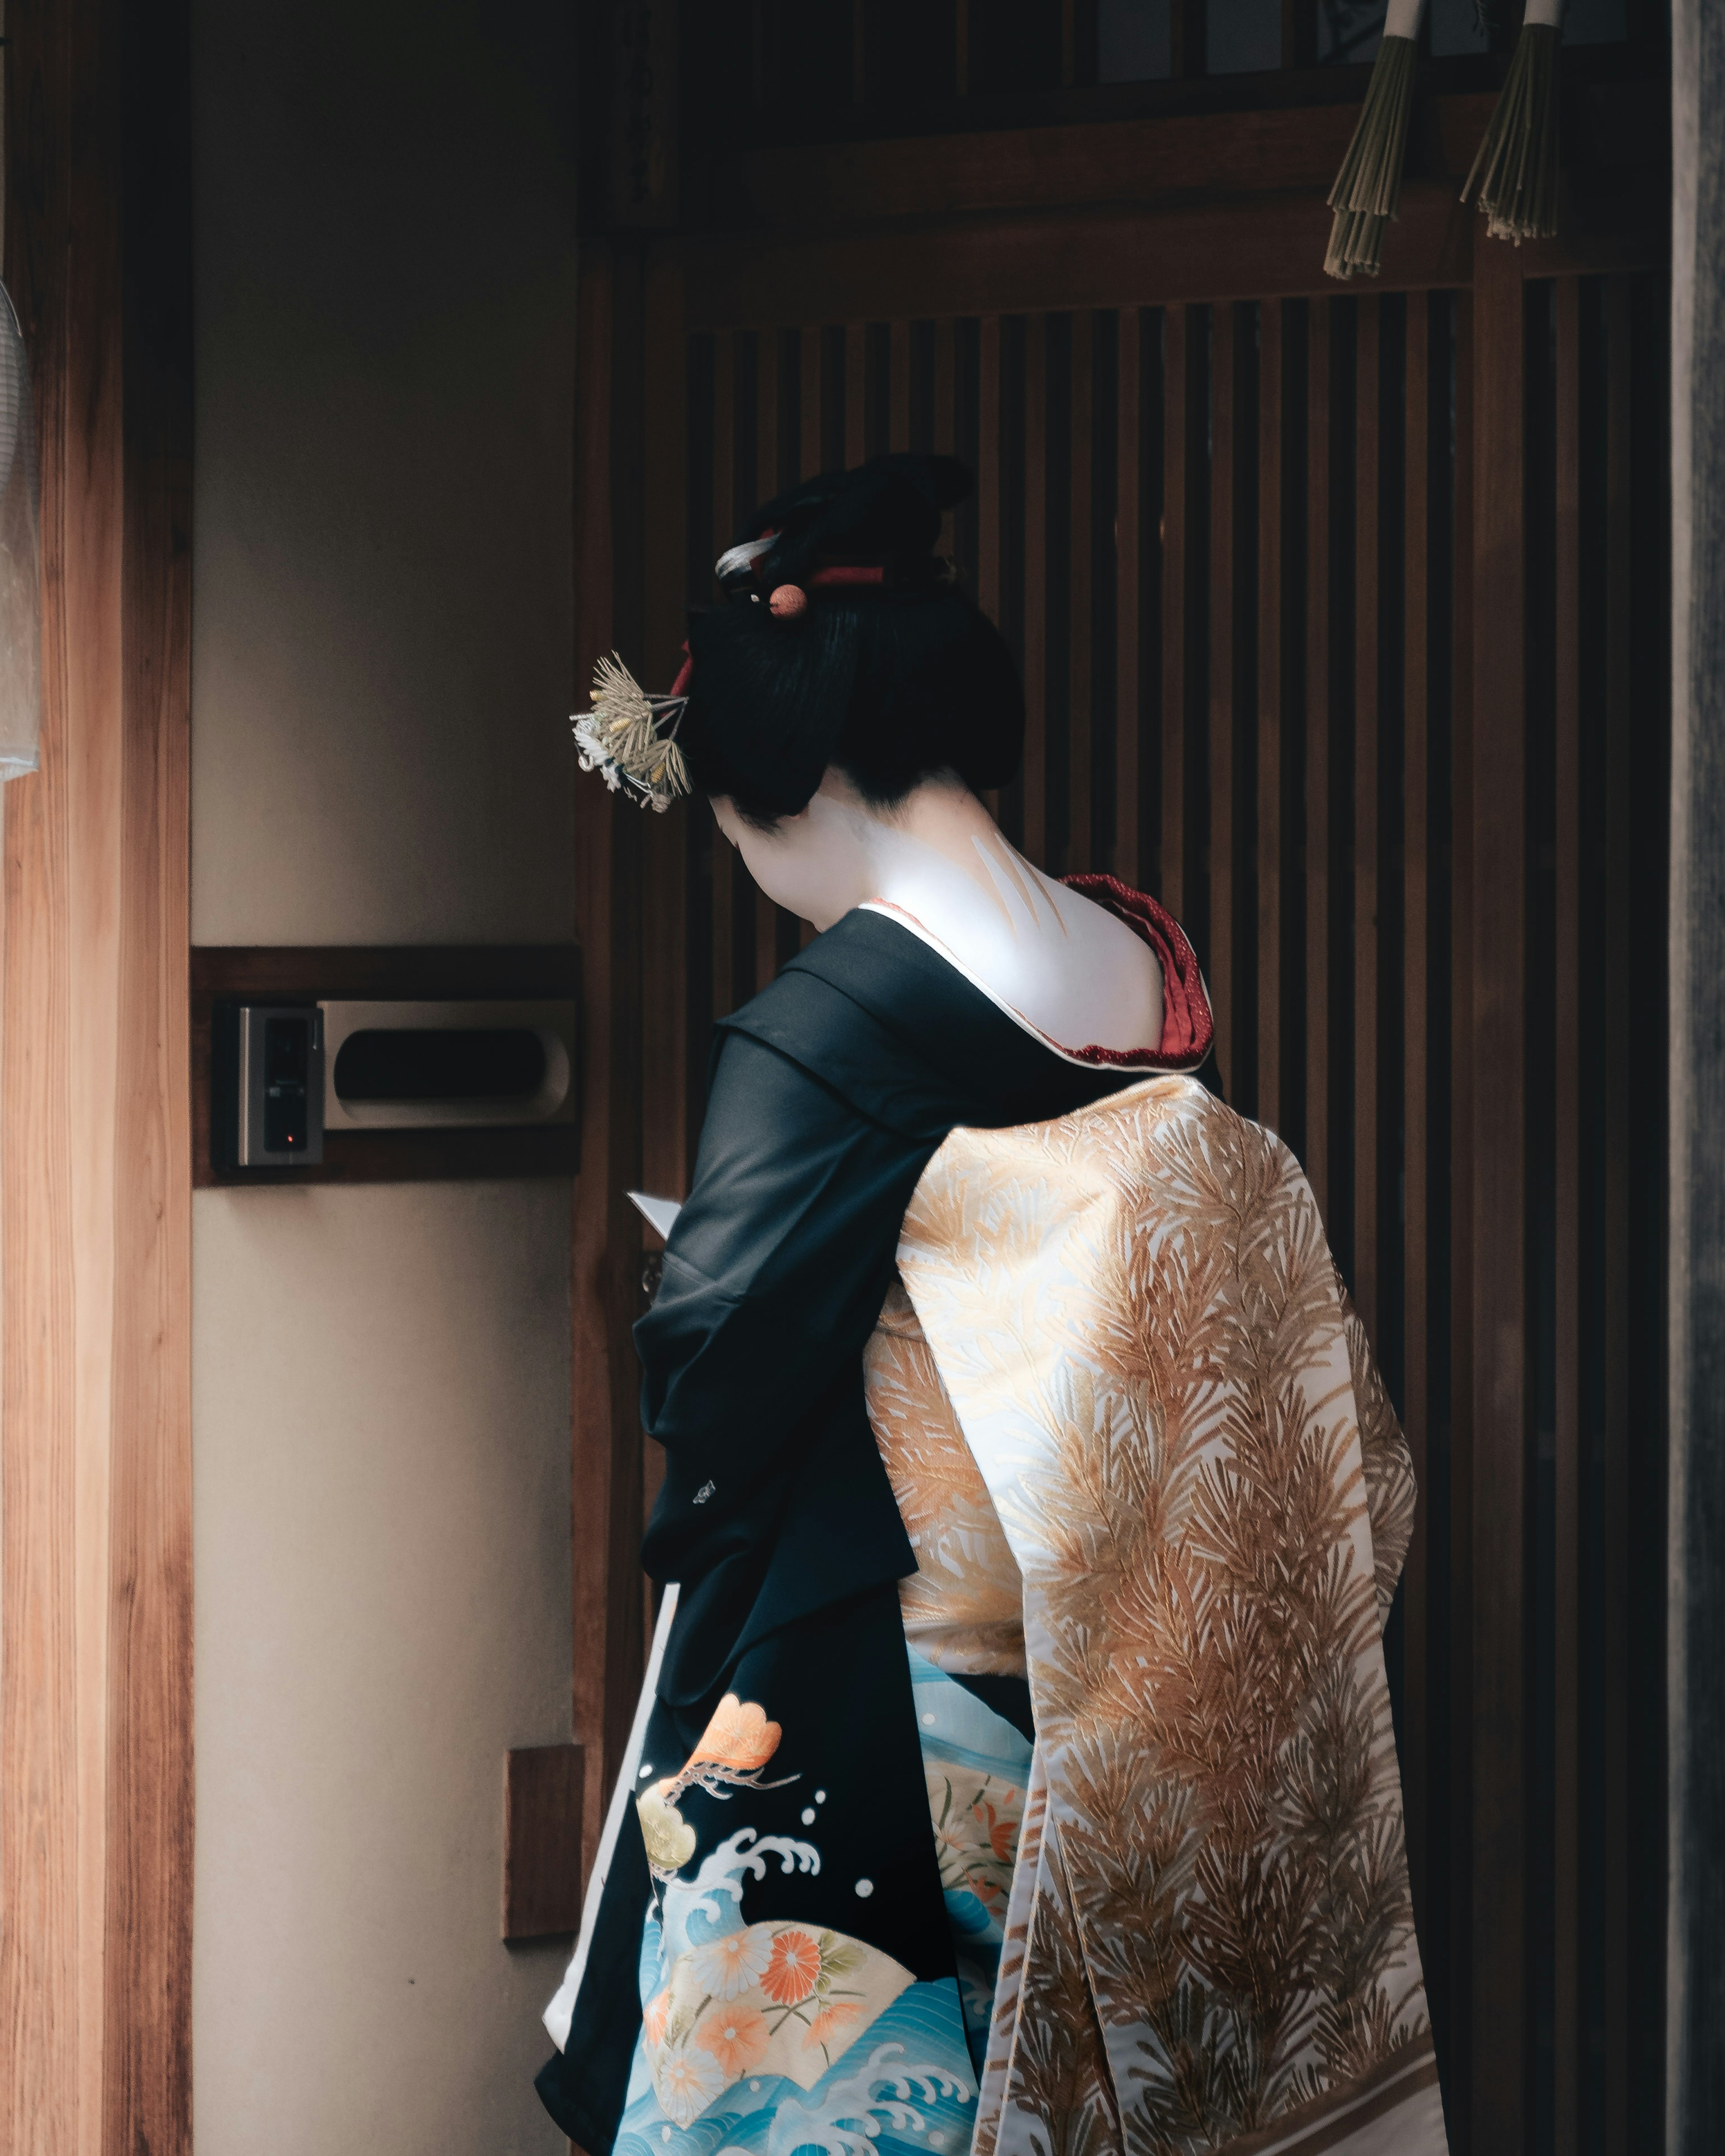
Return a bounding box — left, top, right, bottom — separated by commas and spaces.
320, 999, 577, 1131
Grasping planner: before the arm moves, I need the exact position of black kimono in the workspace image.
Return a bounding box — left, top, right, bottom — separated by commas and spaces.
537, 894, 1210, 2154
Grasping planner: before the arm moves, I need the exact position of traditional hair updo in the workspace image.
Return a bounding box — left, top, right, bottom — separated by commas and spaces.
677, 454, 1025, 825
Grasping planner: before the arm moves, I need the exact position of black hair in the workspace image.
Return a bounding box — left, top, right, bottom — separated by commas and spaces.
677, 454, 1025, 824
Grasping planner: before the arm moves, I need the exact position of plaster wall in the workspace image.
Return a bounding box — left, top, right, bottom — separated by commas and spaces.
190, 6, 577, 2148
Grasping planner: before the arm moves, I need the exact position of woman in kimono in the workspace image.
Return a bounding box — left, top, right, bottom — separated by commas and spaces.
538, 457, 1447, 2156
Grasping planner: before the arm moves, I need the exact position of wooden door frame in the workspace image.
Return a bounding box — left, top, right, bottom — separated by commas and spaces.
0, 4, 195, 2151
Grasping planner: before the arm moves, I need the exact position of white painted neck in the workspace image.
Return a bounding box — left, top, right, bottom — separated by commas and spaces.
710, 770, 1163, 1058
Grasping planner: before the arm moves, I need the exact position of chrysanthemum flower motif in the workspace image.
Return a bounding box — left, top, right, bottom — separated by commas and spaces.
653, 2042, 726, 2127
689, 1926, 771, 2001
642, 1989, 672, 2049
688, 1694, 781, 1775
760, 1928, 821, 2006
637, 1781, 697, 1874
693, 2002, 770, 2081
801, 2000, 863, 2056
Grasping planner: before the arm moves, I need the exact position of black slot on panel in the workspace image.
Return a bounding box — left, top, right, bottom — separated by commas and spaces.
333, 1027, 547, 1104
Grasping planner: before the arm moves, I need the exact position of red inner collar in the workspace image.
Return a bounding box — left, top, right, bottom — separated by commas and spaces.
1057, 874, 1215, 1072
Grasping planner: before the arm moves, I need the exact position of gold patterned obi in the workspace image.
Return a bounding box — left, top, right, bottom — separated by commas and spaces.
858, 1074, 1447, 2156
865, 1274, 1026, 1678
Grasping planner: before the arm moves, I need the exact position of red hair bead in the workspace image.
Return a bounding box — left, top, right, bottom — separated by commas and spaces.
768, 583, 808, 619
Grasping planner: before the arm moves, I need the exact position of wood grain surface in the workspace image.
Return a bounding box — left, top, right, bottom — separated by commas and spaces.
1, 2, 195, 2151
503, 1745, 587, 1941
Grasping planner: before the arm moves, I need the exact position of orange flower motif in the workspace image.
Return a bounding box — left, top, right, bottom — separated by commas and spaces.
801, 2000, 864, 2056
687, 1694, 781, 1775
760, 1927, 821, 2006
976, 1797, 1018, 1864
694, 2002, 770, 2080
642, 1989, 672, 2049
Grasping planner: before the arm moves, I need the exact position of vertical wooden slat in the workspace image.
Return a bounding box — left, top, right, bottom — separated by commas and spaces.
1209, 304, 1235, 1092
1161, 305, 1190, 921
1283, 0, 1318, 68
1446, 277, 1478, 2119
978, 314, 1002, 819
978, 316, 1001, 625
1402, 288, 1432, 1933
1116, 307, 1141, 889
798, 323, 823, 950
639, 254, 689, 1584
934, 316, 956, 559
756, 324, 780, 507
845, 319, 866, 468
1257, 298, 1283, 1134
754, 326, 781, 994
889, 318, 911, 452
1070, 309, 1094, 872
571, 243, 616, 1882
711, 331, 736, 1021
1023, 314, 1048, 865
1550, 271, 1581, 2156
1172, 0, 1207, 78
1355, 296, 1380, 1342
1601, 272, 1632, 2156
1305, 297, 1331, 1215
800, 324, 821, 479
1469, 234, 1527, 2156
569, 243, 647, 1897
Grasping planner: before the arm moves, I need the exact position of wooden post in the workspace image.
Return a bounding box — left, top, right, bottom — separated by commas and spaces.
0, 1, 195, 2149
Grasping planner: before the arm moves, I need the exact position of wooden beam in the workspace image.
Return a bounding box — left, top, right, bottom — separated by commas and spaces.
714, 84, 1667, 234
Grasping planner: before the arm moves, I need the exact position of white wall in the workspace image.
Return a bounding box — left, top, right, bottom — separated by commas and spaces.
191, 5, 578, 2150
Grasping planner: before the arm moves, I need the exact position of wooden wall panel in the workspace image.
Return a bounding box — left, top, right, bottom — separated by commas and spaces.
0, 1, 195, 2150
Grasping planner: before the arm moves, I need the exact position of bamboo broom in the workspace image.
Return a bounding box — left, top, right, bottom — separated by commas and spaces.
1325, 0, 1429, 280
1462, 0, 1565, 244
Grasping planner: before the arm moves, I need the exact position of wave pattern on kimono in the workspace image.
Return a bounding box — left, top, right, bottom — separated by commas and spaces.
867, 1074, 1449, 2156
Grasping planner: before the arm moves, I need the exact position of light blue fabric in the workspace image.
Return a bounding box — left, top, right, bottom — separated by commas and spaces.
905, 1647, 1032, 2073
612, 1647, 1033, 2153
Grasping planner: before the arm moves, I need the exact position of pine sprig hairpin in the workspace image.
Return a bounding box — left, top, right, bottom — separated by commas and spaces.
571, 651, 691, 813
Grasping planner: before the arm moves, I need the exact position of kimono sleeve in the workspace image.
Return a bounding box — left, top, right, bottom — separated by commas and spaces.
636, 1025, 937, 1536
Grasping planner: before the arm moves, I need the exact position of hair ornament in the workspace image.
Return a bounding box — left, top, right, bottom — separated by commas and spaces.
571, 651, 691, 813
768, 584, 807, 618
